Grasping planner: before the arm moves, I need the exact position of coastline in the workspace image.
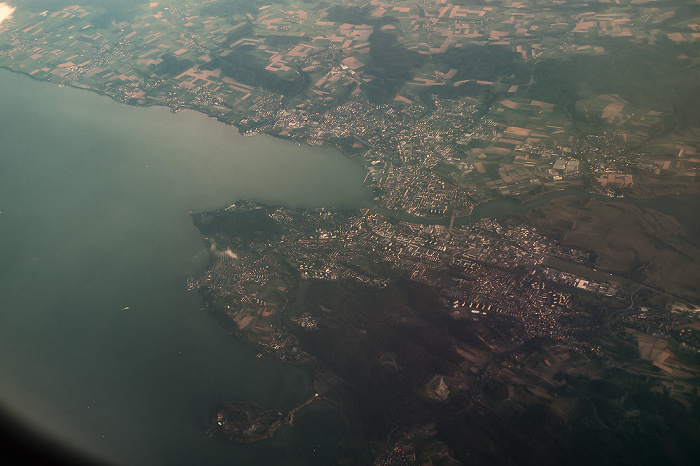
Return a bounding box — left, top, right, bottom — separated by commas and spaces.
2, 65, 692, 217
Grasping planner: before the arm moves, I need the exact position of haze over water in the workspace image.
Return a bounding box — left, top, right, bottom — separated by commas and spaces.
0, 69, 370, 464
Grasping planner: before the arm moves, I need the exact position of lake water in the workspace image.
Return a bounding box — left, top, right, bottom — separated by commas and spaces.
0, 69, 371, 465
3, 66, 697, 465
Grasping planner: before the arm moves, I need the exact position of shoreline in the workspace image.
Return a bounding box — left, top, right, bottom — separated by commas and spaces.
1, 65, 690, 221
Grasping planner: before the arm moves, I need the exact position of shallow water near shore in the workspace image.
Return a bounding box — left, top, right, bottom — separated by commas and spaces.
0, 68, 369, 465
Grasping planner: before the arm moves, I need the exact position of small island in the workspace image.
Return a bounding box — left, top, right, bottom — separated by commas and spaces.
209, 396, 317, 443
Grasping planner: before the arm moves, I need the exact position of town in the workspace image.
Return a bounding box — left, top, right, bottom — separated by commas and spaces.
1, 0, 698, 217
190, 201, 631, 360
190, 199, 700, 464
